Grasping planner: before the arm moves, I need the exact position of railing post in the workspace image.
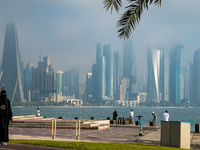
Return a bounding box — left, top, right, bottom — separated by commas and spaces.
76, 120, 80, 140
52, 119, 56, 139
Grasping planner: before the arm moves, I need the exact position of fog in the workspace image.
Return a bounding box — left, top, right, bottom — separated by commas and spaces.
0, 0, 200, 83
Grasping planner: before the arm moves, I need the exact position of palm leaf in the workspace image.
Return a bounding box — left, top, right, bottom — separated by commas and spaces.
103, 0, 122, 13
117, 0, 161, 39
103, 0, 162, 40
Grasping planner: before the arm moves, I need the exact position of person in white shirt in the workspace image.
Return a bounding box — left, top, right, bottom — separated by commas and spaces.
36, 108, 40, 117
129, 109, 134, 124
163, 110, 169, 121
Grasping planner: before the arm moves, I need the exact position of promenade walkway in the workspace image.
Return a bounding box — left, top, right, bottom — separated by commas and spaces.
8, 125, 200, 149
6, 115, 200, 149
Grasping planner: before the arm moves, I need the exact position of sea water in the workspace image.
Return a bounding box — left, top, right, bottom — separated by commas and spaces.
12, 107, 200, 132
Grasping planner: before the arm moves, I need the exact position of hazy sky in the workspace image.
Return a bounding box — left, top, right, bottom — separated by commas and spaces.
0, 0, 200, 82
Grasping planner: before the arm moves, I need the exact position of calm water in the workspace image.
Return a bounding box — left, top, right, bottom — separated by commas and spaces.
12, 107, 200, 132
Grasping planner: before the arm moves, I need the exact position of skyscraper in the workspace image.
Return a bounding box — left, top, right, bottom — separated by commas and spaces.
182, 66, 189, 100
24, 62, 34, 102
56, 70, 64, 95
169, 43, 183, 104
1, 22, 24, 103
86, 72, 92, 103
192, 49, 200, 103
64, 69, 79, 99
123, 40, 137, 100
180, 73, 185, 100
103, 44, 114, 99
147, 48, 164, 103
31, 56, 56, 102
189, 61, 193, 103
93, 43, 114, 102
114, 51, 120, 100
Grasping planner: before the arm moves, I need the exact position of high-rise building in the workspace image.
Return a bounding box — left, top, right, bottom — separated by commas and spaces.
56, 70, 64, 102
114, 51, 120, 100
92, 43, 114, 102
31, 56, 56, 102
182, 66, 189, 100
92, 64, 97, 101
147, 48, 164, 103
56, 70, 64, 95
192, 49, 200, 103
103, 44, 114, 99
24, 62, 34, 102
169, 43, 183, 104
164, 50, 169, 101
64, 69, 79, 99
120, 78, 129, 101
86, 72, 92, 103
123, 40, 137, 100
180, 73, 185, 100
189, 61, 193, 103
1, 22, 24, 103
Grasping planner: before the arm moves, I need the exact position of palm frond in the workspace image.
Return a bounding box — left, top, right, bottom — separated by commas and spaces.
117, 0, 162, 40
103, 0, 122, 13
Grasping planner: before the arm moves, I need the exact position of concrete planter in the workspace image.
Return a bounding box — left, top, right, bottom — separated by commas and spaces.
161, 121, 190, 149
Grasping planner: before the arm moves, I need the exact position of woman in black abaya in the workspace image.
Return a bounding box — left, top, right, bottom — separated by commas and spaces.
0, 90, 13, 146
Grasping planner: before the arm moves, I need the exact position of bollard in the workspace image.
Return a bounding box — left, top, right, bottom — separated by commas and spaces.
76, 120, 80, 140
195, 124, 200, 133
149, 121, 154, 126
91, 117, 95, 120
52, 119, 56, 139
135, 121, 140, 125
107, 117, 110, 120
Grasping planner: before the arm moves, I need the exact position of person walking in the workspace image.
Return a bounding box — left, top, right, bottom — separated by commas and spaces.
152, 112, 157, 126
129, 109, 134, 124
0, 90, 13, 146
113, 110, 118, 120
163, 110, 169, 121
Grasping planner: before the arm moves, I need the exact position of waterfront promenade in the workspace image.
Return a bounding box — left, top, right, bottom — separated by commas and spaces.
6, 116, 200, 149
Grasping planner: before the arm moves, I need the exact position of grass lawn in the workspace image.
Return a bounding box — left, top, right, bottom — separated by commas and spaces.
9, 139, 187, 150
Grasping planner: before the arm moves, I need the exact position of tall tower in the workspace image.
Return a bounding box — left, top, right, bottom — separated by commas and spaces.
24, 62, 34, 102
64, 69, 79, 99
192, 49, 200, 103
169, 43, 183, 104
123, 40, 137, 100
114, 51, 120, 100
86, 72, 92, 103
103, 44, 114, 99
147, 48, 164, 103
1, 22, 24, 103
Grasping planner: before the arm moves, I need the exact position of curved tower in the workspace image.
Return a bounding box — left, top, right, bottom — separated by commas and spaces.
1, 22, 24, 103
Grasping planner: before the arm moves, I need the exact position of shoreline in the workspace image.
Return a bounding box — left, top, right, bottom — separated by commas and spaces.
12, 106, 200, 109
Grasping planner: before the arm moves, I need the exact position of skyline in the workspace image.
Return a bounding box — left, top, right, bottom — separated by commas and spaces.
0, 0, 200, 82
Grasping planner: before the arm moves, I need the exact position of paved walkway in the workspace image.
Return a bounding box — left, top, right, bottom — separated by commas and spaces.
6, 125, 200, 149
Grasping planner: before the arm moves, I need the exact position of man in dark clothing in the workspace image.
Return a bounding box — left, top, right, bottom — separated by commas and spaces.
0, 90, 13, 146
113, 110, 118, 120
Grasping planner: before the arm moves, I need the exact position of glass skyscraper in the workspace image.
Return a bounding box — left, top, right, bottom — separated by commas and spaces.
24, 62, 34, 102
92, 43, 114, 102
114, 51, 120, 100
56, 70, 64, 95
1, 22, 24, 103
192, 49, 200, 103
147, 48, 164, 103
169, 43, 183, 104
64, 69, 79, 99
123, 40, 137, 100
